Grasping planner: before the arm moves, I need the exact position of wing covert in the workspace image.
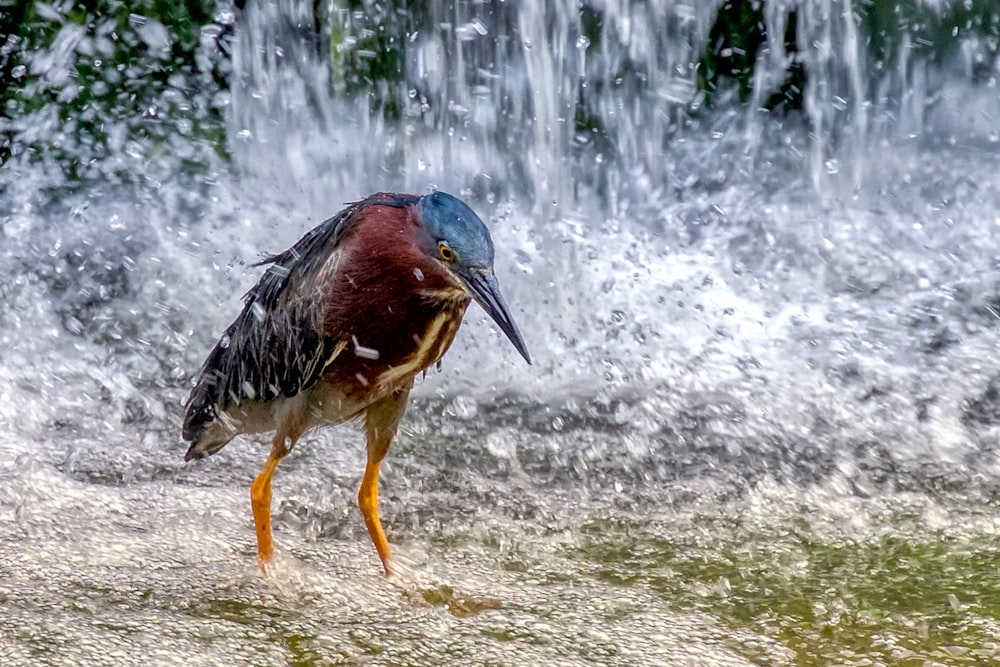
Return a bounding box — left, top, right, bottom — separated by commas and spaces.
182, 193, 420, 446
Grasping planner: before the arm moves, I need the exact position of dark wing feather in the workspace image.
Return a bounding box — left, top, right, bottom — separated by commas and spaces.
182, 201, 364, 451
182, 193, 422, 455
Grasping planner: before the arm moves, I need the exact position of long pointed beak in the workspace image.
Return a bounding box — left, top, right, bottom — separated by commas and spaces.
462, 269, 531, 365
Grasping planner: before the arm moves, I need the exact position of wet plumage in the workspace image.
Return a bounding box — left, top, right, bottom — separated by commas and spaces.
182, 191, 530, 576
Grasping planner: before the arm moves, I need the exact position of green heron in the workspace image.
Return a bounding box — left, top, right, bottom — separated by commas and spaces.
182, 191, 530, 576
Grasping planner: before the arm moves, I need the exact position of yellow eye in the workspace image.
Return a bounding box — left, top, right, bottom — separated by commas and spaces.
438, 243, 455, 262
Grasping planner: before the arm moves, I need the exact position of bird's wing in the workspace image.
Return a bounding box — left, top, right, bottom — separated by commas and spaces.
182, 203, 358, 445
182, 193, 422, 448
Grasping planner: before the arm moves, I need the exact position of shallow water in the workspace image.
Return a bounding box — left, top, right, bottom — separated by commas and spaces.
3, 417, 1000, 665
4, 0, 1000, 664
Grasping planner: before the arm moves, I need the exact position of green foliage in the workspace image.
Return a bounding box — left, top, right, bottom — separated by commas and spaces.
4, 0, 998, 185
697, 0, 1000, 113
699, 0, 767, 105
698, 0, 804, 111
0, 0, 231, 181
324, 1, 410, 121
860, 0, 1000, 78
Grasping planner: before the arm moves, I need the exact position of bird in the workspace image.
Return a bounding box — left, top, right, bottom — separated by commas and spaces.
182, 191, 531, 577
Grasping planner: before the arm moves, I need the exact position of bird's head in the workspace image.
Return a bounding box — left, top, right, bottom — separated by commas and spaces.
417, 191, 531, 365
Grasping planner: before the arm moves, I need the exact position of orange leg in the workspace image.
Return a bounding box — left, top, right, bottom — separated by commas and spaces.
250, 428, 297, 571
358, 455, 392, 574
359, 386, 411, 577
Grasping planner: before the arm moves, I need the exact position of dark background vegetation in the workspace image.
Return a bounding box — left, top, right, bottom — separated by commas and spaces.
1, 0, 998, 182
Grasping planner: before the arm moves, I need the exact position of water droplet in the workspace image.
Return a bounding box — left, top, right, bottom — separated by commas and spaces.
611, 310, 626, 326
576, 35, 590, 50
449, 395, 478, 419
352, 335, 380, 360
824, 159, 840, 174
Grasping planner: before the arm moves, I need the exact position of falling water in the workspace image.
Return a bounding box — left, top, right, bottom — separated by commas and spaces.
3, 1, 1000, 664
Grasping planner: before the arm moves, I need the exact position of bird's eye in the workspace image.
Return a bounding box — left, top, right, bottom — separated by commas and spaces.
438, 243, 455, 262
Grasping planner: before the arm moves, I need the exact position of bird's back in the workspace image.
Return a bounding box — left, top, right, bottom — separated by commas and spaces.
183, 197, 382, 457
183, 226, 337, 457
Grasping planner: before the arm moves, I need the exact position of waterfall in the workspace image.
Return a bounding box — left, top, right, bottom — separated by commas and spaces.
0, 0, 997, 458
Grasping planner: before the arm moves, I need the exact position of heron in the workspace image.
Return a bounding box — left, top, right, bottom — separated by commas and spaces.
182, 191, 530, 576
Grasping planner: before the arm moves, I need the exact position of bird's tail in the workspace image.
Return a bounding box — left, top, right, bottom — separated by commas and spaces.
182, 336, 236, 461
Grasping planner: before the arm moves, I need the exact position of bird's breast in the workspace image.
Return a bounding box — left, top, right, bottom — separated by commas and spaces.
318, 283, 470, 403
372, 304, 466, 393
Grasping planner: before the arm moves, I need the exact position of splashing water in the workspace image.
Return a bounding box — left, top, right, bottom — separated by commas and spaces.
2, 1, 1000, 665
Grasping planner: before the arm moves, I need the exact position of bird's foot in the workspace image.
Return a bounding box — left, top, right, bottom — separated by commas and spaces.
257, 552, 277, 576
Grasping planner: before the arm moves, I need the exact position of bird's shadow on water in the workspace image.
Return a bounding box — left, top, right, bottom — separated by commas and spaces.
237, 550, 508, 621
390, 557, 508, 618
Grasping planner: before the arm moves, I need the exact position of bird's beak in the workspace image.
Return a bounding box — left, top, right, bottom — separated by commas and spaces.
462, 269, 532, 365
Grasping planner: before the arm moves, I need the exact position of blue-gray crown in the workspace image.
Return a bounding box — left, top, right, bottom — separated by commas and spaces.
419, 192, 495, 270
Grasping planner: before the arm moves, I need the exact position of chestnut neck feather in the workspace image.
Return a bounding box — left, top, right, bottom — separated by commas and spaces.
318, 203, 470, 397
